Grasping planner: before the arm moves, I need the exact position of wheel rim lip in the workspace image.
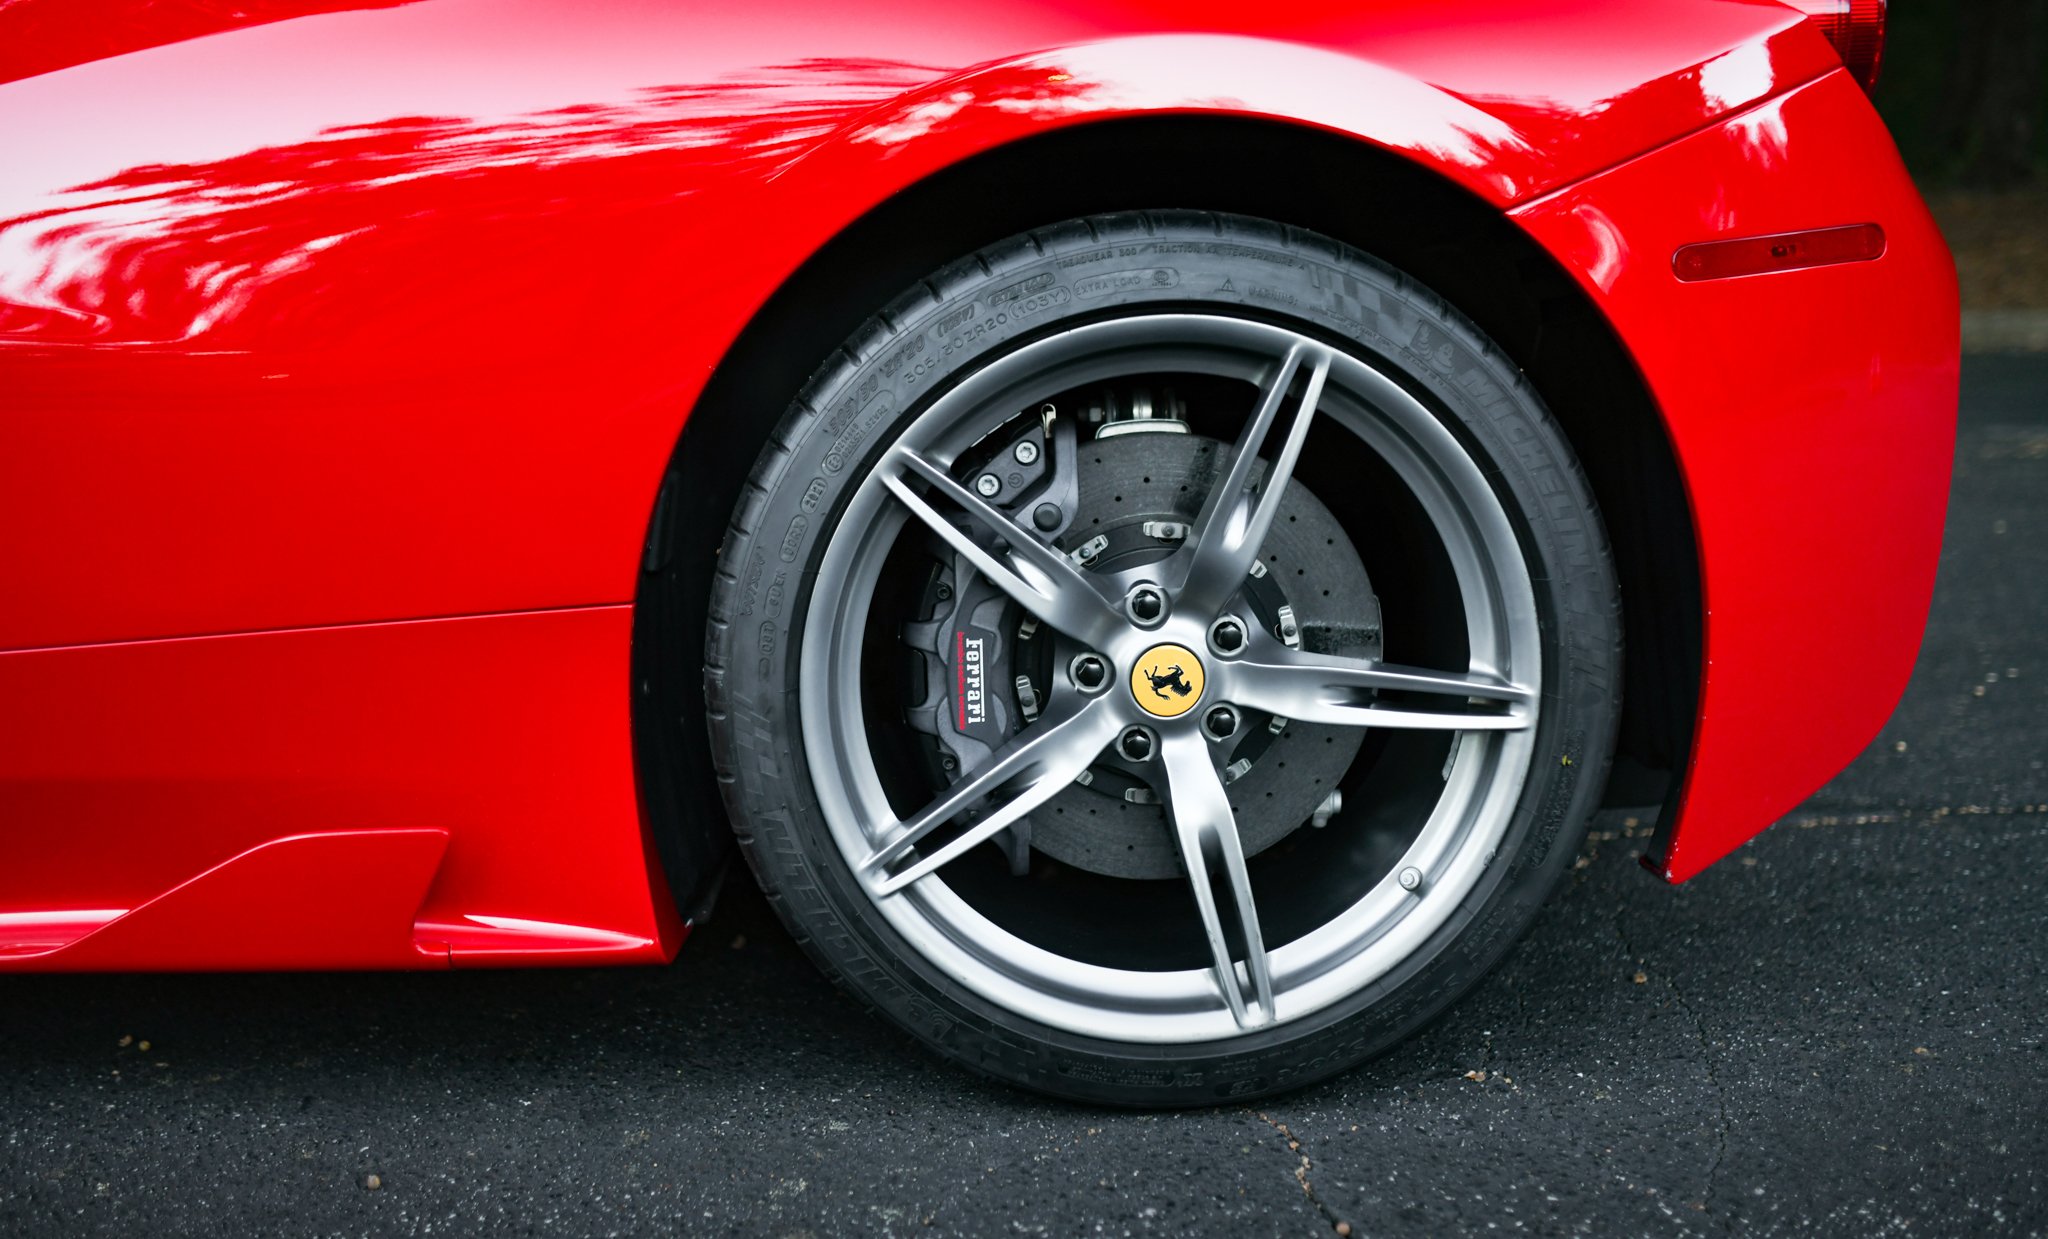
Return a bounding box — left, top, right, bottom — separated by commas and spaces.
799, 312, 1542, 1045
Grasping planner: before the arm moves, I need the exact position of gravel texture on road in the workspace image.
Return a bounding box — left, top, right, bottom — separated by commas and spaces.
3, 357, 2043, 1238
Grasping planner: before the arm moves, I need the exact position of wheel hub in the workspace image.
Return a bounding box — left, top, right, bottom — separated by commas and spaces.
1131, 643, 1205, 718
1020, 431, 1378, 879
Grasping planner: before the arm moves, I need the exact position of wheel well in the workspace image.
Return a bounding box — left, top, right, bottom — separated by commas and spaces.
633, 116, 1702, 916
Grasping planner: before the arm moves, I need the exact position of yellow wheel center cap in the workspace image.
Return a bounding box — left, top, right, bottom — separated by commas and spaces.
1130, 643, 1205, 718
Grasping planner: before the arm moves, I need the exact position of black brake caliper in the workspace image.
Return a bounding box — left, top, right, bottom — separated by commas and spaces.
900, 408, 1079, 875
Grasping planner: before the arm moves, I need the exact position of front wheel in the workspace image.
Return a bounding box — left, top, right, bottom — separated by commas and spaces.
705, 212, 1620, 1105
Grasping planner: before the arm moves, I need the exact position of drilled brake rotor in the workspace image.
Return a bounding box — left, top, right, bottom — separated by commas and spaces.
1029, 432, 1380, 879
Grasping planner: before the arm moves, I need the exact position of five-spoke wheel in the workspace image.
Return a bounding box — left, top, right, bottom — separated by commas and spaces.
707, 212, 1618, 1102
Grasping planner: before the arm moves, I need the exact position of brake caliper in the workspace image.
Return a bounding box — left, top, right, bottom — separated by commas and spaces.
900, 410, 1079, 874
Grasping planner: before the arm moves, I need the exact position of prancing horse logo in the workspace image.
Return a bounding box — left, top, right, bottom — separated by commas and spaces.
1145, 664, 1194, 699
1130, 642, 1204, 717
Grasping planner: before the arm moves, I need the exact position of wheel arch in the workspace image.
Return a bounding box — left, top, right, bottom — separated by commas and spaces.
632, 115, 1702, 918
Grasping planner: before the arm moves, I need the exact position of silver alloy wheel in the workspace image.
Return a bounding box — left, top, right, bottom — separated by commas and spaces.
800, 313, 1541, 1044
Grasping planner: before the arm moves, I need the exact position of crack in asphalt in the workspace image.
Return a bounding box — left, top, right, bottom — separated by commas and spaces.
1783, 803, 2048, 827
1611, 903, 1730, 1228
1251, 1110, 1342, 1234
1512, 974, 1532, 1052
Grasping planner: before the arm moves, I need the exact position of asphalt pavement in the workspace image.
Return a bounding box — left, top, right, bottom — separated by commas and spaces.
3, 356, 2044, 1238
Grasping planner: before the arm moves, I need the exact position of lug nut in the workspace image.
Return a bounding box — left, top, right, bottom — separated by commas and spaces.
1209, 615, 1248, 656
1013, 440, 1041, 465
1032, 502, 1062, 531
1069, 653, 1109, 692
1203, 705, 1239, 740
1118, 727, 1155, 763
1398, 866, 1423, 892
974, 473, 1002, 498
1126, 584, 1167, 625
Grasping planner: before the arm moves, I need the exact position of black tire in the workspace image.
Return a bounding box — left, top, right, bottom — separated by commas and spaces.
704, 211, 1620, 1106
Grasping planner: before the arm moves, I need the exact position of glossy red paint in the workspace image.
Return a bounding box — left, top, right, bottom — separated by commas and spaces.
0, 0, 415, 85
0, 0, 1953, 968
0, 607, 681, 966
1512, 70, 1958, 880
5, 830, 452, 971
0, 0, 1833, 654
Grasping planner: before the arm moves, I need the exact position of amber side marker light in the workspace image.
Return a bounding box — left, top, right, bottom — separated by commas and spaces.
1672, 223, 1886, 282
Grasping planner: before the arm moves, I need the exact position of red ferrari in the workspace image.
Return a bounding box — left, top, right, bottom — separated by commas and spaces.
0, 0, 1955, 1103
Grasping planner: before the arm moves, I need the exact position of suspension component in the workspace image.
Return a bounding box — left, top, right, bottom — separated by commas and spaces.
1088, 385, 1190, 438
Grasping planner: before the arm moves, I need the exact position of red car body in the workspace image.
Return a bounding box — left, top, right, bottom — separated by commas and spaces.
0, 0, 1957, 971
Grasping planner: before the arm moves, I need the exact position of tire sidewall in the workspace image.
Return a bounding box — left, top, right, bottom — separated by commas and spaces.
709, 213, 1618, 1105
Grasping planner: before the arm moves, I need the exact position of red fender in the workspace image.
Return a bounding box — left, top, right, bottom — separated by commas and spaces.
0, 0, 1927, 966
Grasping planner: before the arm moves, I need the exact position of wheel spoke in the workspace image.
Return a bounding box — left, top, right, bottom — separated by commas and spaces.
1159, 733, 1275, 1029
1177, 341, 1333, 610
1230, 653, 1535, 731
862, 694, 1120, 895
881, 447, 1123, 647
